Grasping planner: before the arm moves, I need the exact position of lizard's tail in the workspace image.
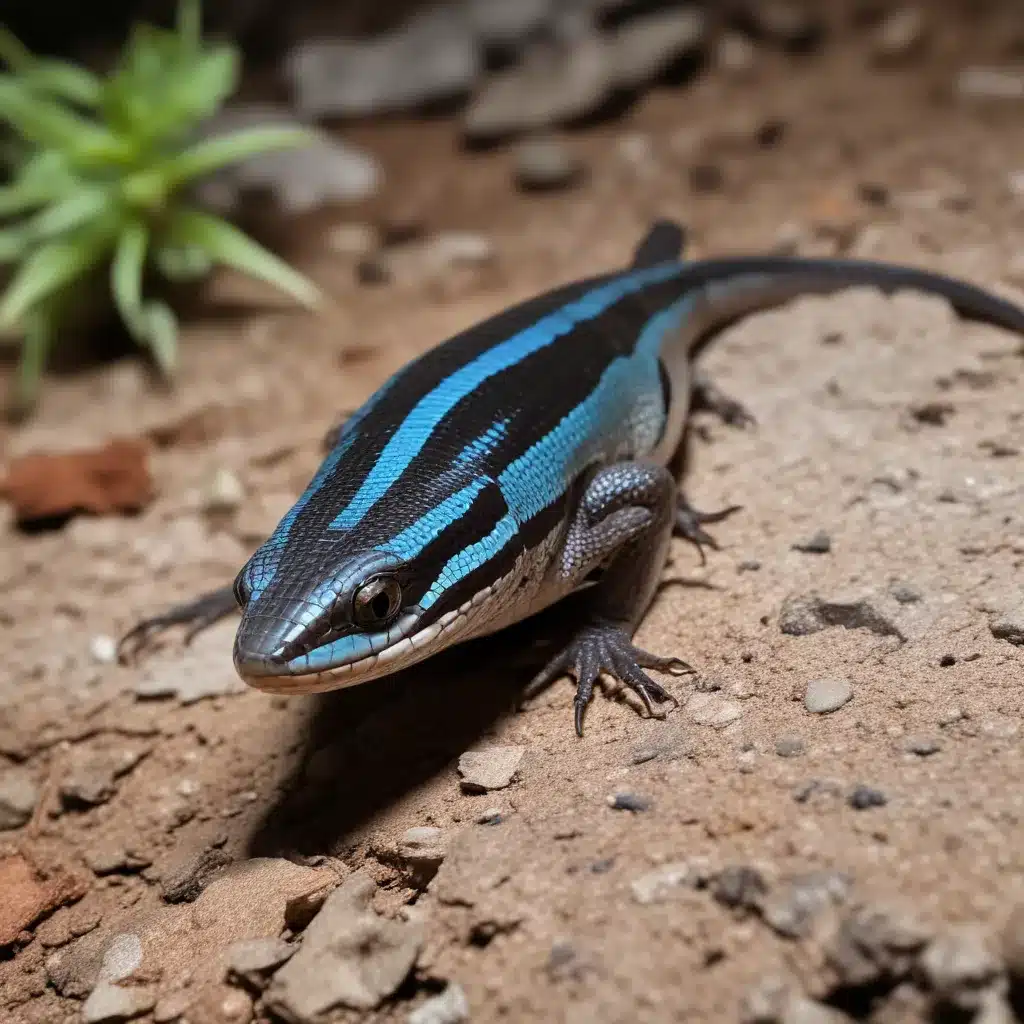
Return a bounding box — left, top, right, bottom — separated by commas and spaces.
681, 256, 1024, 352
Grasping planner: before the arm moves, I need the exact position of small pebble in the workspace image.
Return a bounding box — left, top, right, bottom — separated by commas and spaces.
890, 581, 922, 604
872, 7, 927, 65
202, 468, 246, 514
475, 807, 503, 825
408, 982, 470, 1024
804, 678, 852, 714
848, 785, 887, 810
939, 654, 956, 668
89, 634, 118, 665
792, 530, 831, 554
327, 222, 378, 256
715, 32, 757, 76
513, 137, 584, 192
775, 735, 806, 758
904, 735, 941, 757
990, 602, 1024, 646
630, 862, 694, 905
0, 766, 39, 830
458, 746, 525, 793
918, 925, 1003, 1013
956, 67, 1024, 101
712, 865, 766, 911
737, 559, 762, 573
608, 792, 651, 812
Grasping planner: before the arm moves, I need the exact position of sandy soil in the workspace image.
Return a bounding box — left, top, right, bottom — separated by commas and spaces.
2, 6, 1024, 1023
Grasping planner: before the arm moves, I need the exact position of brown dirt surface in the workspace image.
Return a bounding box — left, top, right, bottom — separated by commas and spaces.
2, 6, 1024, 1023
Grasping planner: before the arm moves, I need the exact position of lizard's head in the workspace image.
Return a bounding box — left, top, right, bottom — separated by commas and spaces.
230, 546, 458, 693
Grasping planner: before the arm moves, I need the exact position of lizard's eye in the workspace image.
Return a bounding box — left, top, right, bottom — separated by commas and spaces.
352, 576, 402, 629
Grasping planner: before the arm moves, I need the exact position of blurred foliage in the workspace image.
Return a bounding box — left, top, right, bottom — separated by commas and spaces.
0, 0, 321, 416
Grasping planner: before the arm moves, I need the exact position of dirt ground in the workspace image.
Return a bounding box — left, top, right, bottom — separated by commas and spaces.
3, 6, 1024, 1024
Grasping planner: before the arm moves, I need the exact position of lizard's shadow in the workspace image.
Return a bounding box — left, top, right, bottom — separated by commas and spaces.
245, 598, 580, 859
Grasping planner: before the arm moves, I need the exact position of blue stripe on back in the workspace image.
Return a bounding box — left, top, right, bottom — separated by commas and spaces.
418, 293, 696, 608
329, 262, 686, 532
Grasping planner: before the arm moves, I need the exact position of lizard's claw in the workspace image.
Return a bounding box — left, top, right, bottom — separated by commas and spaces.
525, 622, 693, 736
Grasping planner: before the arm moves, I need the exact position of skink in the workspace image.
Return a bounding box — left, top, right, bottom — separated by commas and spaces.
121, 220, 1024, 734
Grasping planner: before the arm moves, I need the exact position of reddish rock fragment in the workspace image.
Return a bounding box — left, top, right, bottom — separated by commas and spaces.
0, 848, 89, 947
1, 438, 153, 525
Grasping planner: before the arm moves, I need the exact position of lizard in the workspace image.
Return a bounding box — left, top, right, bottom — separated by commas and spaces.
120, 219, 1024, 735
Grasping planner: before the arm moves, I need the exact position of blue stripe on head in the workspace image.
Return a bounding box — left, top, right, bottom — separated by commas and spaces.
242, 375, 397, 603
329, 262, 686, 532
385, 478, 487, 561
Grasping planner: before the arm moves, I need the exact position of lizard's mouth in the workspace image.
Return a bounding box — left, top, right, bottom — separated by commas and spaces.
232, 603, 469, 694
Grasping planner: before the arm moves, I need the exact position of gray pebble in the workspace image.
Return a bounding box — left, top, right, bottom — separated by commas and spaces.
918, 925, 1004, 1012
804, 678, 852, 714
82, 982, 156, 1024
408, 982, 469, 1024
608, 792, 651, 812
904, 735, 942, 757
89, 634, 118, 665
715, 33, 757, 76
990, 602, 1024, 646
514, 137, 584, 192
610, 8, 707, 89
226, 937, 295, 987
202, 468, 245, 514
0, 766, 39, 830
761, 871, 852, 939
713, 865, 767, 911
792, 530, 831, 554
748, 1, 823, 52
738, 559, 762, 573
775, 735, 806, 758
458, 746, 524, 792
872, 7, 927, 65
848, 786, 887, 810
826, 903, 931, 987
956, 67, 1024, 101
1001, 903, 1024, 980
890, 581, 922, 604
630, 862, 695, 905
394, 826, 448, 887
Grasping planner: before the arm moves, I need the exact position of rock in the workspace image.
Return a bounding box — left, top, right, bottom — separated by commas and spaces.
0, 439, 152, 526
688, 693, 744, 729
761, 871, 852, 939
468, 0, 551, 50
872, 7, 927, 65
848, 786, 887, 810
159, 843, 234, 903
890, 581, 922, 604
956, 67, 1024, 101
196, 104, 380, 214
362, 231, 496, 286
59, 743, 148, 809
607, 792, 651, 812
264, 871, 423, 1017
202, 468, 245, 514
84, 841, 151, 876
713, 866, 767, 911
990, 602, 1024, 645
1001, 902, 1024, 980
903, 735, 941, 757
135, 621, 248, 704
513, 136, 584, 192
458, 746, 525, 792
919, 925, 1003, 1012
286, 8, 481, 119
0, 848, 89, 947
284, 883, 334, 933
392, 827, 448, 887
804, 678, 852, 714
0, 765, 39, 830
974, 990, 1016, 1024
826, 903, 930, 987
779, 592, 904, 640
740, 974, 791, 1023
153, 990, 192, 1022
775, 735, 806, 758
782, 995, 851, 1024
791, 530, 831, 554
745, 1, 823, 52
226, 937, 295, 988
715, 32, 757, 76
89, 634, 118, 664
408, 982, 470, 1024
83, 983, 156, 1023
630, 862, 696, 905
610, 8, 707, 89
464, 34, 612, 142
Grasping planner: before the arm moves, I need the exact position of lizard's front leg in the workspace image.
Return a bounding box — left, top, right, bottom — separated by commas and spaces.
529, 461, 695, 736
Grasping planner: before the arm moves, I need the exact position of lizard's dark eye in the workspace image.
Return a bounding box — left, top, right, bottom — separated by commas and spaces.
352, 576, 402, 629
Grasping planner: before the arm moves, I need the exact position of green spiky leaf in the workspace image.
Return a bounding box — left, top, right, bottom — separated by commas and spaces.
164, 126, 314, 186
168, 207, 321, 307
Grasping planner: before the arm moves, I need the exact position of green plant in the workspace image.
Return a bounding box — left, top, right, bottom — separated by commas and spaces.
0, 0, 322, 414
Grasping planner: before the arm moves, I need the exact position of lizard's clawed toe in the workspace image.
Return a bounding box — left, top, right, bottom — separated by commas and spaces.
527, 622, 694, 736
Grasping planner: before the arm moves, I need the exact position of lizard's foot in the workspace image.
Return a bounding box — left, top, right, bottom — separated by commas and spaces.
118, 586, 238, 662
526, 622, 694, 736
691, 371, 756, 428
674, 497, 743, 564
